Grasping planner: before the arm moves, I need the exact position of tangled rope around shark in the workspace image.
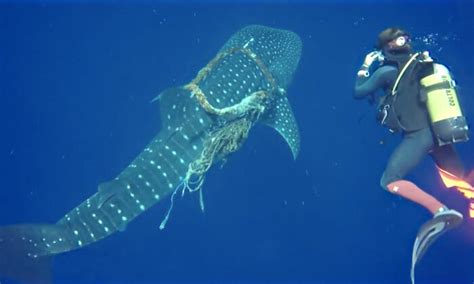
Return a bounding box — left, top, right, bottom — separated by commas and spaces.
159, 90, 267, 229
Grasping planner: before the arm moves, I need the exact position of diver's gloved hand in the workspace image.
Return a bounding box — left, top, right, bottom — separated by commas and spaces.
357, 51, 382, 77
362, 51, 382, 68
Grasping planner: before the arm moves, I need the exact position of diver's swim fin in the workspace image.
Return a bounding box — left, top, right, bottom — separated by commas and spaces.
410, 209, 463, 284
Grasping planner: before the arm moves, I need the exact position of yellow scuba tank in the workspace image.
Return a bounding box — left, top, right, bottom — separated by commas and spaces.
420, 63, 469, 146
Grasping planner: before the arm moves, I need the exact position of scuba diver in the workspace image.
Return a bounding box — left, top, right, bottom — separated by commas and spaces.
354, 27, 473, 282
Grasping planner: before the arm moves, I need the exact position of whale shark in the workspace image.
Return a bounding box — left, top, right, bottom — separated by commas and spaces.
0, 24, 302, 283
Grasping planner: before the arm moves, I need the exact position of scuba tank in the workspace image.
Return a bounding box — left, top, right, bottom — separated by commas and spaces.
420, 63, 469, 146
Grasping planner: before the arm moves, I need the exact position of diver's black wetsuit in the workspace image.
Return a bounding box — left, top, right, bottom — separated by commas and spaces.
354, 65, 465, 189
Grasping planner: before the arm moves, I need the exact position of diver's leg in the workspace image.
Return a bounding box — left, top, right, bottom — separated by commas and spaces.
380, 128, 444, 215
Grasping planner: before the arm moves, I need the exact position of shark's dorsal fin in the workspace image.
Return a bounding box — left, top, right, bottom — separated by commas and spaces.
261, 96, 300, 159
97, 180, 128, 232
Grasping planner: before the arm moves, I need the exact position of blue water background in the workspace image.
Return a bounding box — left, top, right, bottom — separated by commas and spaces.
1, 1, 473, 283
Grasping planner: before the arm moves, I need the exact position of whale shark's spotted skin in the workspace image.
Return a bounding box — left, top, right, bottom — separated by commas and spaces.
0, 25, 302, 283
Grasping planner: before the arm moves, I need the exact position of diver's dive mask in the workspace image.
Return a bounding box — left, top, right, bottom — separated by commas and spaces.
389, 35, 410, 48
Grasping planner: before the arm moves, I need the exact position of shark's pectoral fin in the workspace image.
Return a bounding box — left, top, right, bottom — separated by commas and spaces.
261, 96, 300, 159
155, 87, 193, 121
153, 87, 212, 138
152, 87, 188, 105
154, 87, 190, 127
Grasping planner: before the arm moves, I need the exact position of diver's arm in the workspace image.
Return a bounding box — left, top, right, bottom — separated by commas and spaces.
353, 65, 398, 99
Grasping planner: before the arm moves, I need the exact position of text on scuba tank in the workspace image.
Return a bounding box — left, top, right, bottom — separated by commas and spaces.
445, 89, 456, 106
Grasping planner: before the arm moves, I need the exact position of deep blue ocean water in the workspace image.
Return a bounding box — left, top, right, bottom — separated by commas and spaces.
1, 1, 473, 283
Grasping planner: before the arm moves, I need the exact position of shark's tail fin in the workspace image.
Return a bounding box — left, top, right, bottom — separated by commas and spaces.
0, 224, 72, 284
